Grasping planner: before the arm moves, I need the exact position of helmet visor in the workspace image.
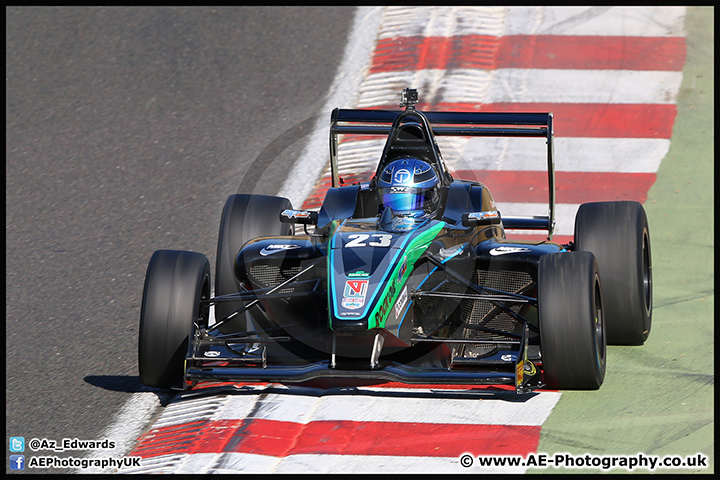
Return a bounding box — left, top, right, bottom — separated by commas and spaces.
380, 188, 432, 213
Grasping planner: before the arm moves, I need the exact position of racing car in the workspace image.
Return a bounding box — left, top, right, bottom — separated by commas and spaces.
138, 89, 652, 394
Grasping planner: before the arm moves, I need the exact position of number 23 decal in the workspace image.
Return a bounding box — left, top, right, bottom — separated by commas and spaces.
345, 233, 393, 248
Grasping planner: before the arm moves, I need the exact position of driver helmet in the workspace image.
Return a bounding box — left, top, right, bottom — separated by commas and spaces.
376, 157, 441, 219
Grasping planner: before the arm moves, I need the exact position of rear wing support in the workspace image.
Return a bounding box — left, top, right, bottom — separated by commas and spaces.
329, 107, 555, 239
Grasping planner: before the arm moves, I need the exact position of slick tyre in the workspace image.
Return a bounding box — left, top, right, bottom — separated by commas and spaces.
538, 252, 606, 390
215, 194, 293, 333
139, 250, 211, 389
574, 201, 652, 345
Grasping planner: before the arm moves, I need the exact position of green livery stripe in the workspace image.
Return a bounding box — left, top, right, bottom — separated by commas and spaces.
367, 221, 445, 329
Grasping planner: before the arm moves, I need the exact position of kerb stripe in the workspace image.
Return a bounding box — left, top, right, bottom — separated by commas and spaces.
133, 418, 541, 459
497, 35, 686, 70
439, 103, 677, 139
371, 35, 686, 72
454, 170, 656, 204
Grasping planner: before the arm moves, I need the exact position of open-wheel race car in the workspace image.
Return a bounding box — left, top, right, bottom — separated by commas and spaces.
139, 89, 652, 394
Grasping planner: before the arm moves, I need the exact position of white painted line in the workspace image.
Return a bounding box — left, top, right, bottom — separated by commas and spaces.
238, 392, 321, 424
152, 394, 234, 428
207, 452, 282, 474
277, 7, 385, 209
503, 6, 686, 37
273, 453, 523, 474
77, 391, 167, 474
363, 69, 684, 105
484, 69, 684, 104
460, 137, 670, 173
378, 6, 506, 38
211, 390, 561, 426
179, 453, 224, 474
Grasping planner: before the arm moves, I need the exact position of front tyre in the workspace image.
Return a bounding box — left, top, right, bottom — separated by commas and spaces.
214, 194, 293, 333
574, 201, 652, 345
538, 252, 606, 390
138, 250, 211, 389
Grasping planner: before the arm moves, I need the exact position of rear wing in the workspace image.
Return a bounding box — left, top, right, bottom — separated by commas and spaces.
329, 104, 556, 238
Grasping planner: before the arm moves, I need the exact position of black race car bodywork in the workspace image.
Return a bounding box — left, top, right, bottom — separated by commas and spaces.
139, 89, 653, 394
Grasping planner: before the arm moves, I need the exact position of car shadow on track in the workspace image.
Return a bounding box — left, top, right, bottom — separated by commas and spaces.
84, 375, 177, 406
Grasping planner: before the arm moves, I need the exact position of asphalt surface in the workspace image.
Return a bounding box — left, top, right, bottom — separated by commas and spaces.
6, 6, 353, 473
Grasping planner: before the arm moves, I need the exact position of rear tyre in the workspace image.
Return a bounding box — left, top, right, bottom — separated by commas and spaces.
538, 252, 606, 390
138, 250, 211, 389
214, 194, 293, 333
574, 201, 652, 345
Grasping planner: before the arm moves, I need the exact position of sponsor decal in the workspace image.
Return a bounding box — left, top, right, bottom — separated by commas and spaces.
281, 209, 312, 219
342, 298, 365, 309
468, 210, 499, 221
348, 270, 371, 278
393, 168, 412, 184
517, 361, 524, 385
260, 244, 302, 256
344, 280, 369, 297
342, 280, 369, 310
204, 350, 221, 357
395, 286, 408, 318
397, 259, 407, 283
375, 282, 397, 324
489, 246, 532, 256
515, 360, 536, 385
501, 354, 517, 362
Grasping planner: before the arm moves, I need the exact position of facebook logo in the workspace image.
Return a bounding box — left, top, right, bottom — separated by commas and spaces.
9, 454, 25, 470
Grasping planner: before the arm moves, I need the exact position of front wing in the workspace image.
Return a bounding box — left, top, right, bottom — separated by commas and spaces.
184, 322, 543, 395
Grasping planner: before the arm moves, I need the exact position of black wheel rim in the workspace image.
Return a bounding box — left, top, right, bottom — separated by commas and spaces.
642, 230, 652, 315
594, 277, 605, 368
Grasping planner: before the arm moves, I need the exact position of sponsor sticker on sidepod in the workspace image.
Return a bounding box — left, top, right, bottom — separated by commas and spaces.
260, 244, 302, 256
489, 246, 532, 256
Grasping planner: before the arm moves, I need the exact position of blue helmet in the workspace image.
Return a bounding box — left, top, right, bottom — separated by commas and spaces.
377, 157, 441, 219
